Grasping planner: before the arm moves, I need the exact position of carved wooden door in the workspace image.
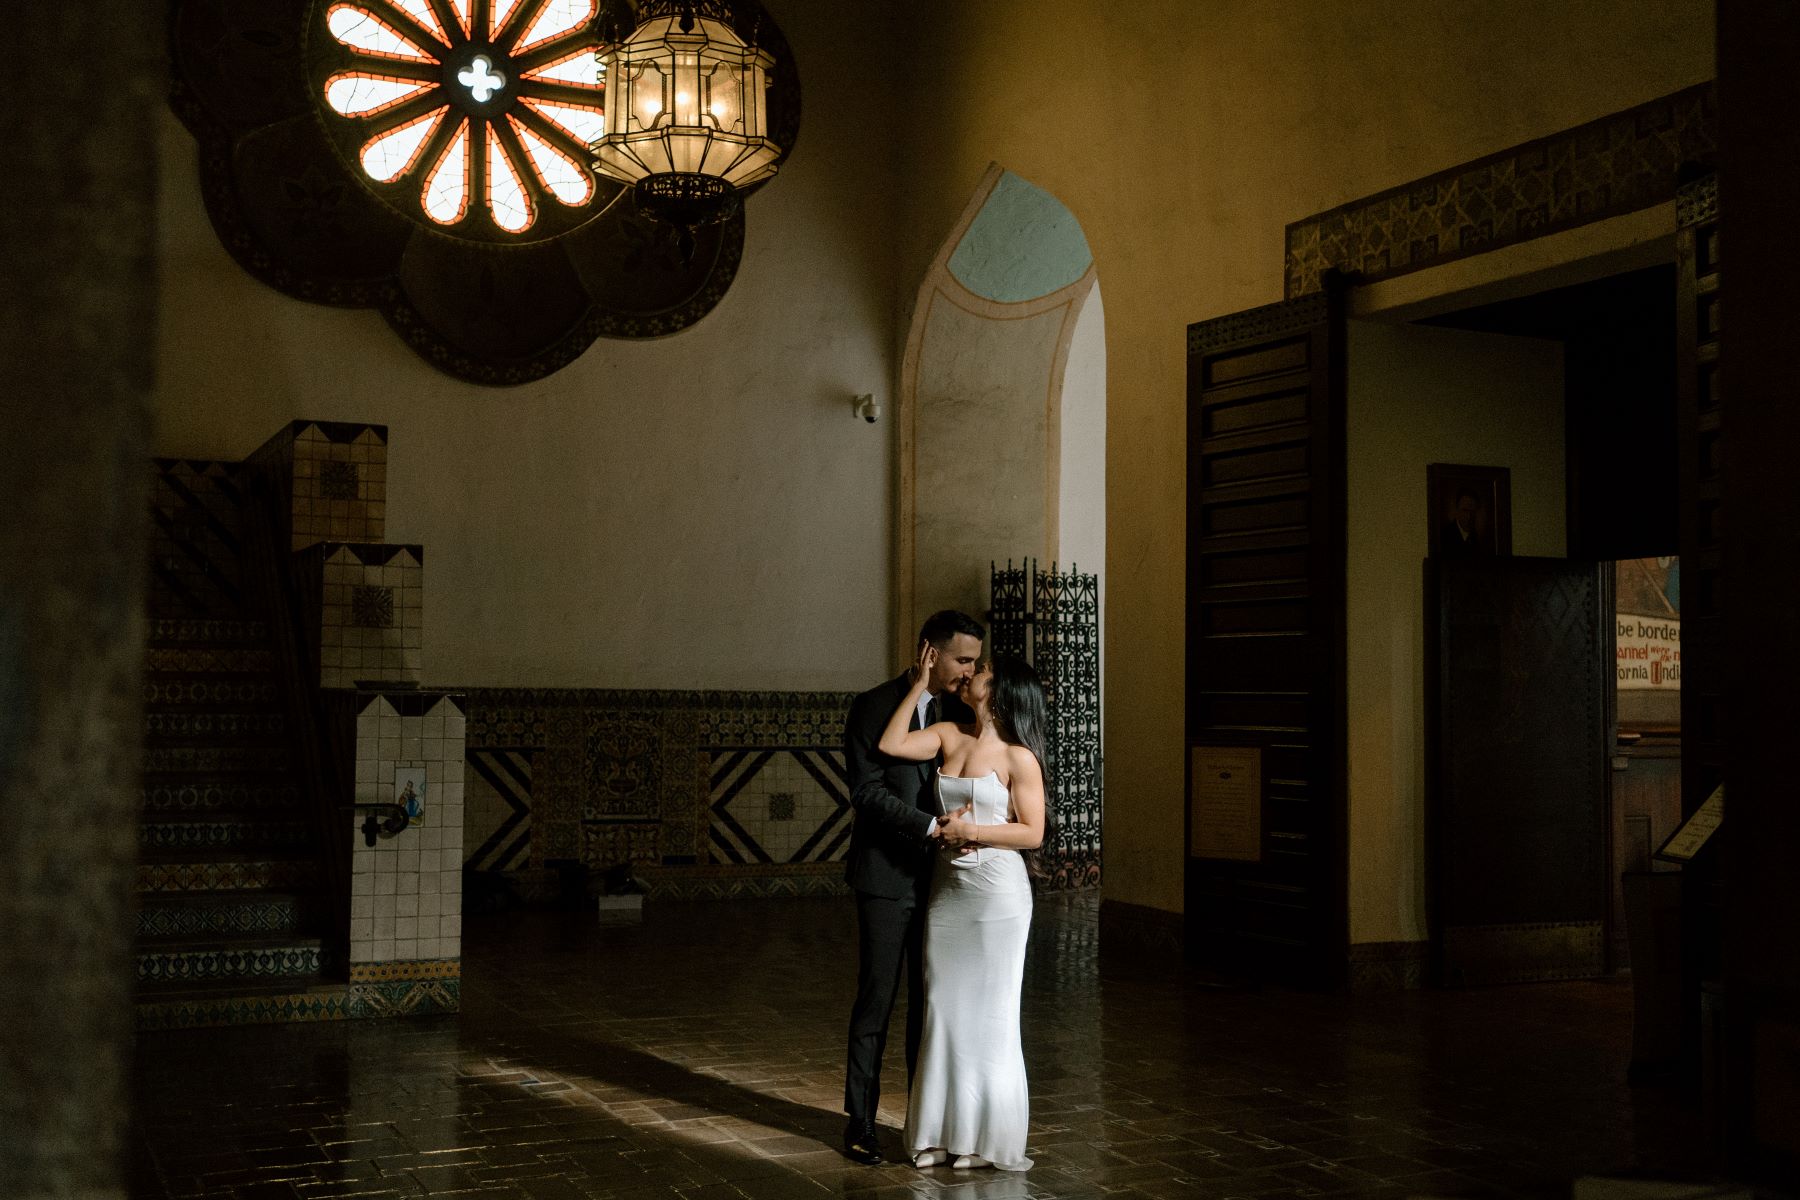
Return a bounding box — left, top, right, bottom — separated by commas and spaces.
1184, 286, 1347, 989
1428, 557, 1609, 985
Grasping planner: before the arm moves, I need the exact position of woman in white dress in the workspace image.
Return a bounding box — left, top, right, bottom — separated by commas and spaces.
877, 648, 1048, 1172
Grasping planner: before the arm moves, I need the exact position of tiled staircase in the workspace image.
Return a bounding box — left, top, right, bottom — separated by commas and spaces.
137, 462, 339, 1027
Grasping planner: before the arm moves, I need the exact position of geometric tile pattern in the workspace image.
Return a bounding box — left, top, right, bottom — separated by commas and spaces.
136, 858, 317, 893
134, 988, 350, 1032
707, 749, 850, 865
317, 459, 359, 501
148, 459, 247, 620
306, 543, 423, 689
465, 689, 856, 891
136, 895, 307, 939
349, 583, 394, 628
350, 692, 465, 965
143, 645, 275, 675
1284, 82, 1717, 298
464, 749, 532, 872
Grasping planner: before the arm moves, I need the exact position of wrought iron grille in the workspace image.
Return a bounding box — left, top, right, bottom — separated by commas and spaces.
989, 559, 1103, 891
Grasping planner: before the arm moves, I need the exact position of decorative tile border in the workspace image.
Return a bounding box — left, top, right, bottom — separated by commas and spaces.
134, 964, 462, 1031
137, 858, 317, 893
145, 646, 274, 675
137, 942, 326, 984
348, 957, 460, 982
138, 818, 311, 852
464, 689, 856, 891
136, 988, 350, 1032
137, 895, 306, 939
140, 778, 301, 815
1284, 83, 1716, 297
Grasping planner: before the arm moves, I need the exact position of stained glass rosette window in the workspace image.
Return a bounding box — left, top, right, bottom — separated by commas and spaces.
308, 0, 617, 242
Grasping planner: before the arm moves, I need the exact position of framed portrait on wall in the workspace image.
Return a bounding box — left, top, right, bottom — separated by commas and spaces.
1427, 463, 1511, 557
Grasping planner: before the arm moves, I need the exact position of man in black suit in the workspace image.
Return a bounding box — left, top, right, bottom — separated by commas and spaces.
840, 609, 984, 1165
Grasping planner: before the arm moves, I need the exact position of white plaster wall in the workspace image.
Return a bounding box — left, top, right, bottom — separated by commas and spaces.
1345, 320, 1566, 945
152, 0, 904, 692
1058, 285, 1105, 577
912, 295, 1060, 622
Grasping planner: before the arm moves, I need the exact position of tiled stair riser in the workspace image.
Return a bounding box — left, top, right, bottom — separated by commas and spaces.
142, 711, 285, 739
145, 678, 279, 706
136, 944, 327, 984
243, 421, 388, 551
138, 820, 312, 852
138, 895, 308, 939
137, 859, 318, 893
149, 618, 269, 645
143, 745, 290, 773
352, 693, 465, 966
146, 647, 274, 674
141, 780, 302, 814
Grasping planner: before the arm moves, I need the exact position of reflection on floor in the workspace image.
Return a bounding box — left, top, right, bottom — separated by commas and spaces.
132, 893, 1716, 1199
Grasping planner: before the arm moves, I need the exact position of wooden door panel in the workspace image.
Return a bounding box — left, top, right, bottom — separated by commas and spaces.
1185, 286, 1347, 988
1429, 557, 1609, 985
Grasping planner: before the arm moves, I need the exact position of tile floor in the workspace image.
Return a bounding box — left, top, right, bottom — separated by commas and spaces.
131, 894, 1734, 1199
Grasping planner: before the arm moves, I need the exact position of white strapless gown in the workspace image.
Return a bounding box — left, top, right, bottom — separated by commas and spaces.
904, 771, 1033, 1171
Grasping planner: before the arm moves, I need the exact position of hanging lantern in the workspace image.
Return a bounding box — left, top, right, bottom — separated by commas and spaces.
592, 0, 780, 261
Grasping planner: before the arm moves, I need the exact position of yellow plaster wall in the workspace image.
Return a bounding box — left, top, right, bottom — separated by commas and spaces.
897, 0, 1711, 913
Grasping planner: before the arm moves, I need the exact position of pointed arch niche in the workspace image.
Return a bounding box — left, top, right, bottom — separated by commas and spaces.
898, 164, 1104, 658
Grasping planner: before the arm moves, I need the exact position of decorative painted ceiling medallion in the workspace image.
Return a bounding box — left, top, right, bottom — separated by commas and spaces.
170, 0, 800, 385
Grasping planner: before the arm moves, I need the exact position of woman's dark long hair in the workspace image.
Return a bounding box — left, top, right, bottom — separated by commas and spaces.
988, 654, 1054, 882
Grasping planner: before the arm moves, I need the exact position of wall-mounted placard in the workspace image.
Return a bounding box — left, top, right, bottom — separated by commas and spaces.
1189, 746, 1262, 861
1654, 783, 1722, 862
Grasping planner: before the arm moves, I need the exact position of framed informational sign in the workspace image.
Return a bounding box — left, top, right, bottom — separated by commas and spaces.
1654, 784, 1722, 863
1189, 746, 1262, 861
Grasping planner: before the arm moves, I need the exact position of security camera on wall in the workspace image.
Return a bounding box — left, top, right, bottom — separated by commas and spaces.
852, 394, 881, 424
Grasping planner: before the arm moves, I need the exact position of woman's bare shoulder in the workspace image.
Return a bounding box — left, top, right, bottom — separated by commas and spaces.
1006, 743, 1043, 779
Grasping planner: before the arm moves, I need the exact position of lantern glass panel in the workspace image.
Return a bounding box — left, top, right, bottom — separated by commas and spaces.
629, 61, 667, 130
704, 64, 742, 131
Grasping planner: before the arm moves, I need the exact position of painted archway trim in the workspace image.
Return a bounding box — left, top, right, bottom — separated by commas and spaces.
897, 162, 1099, 661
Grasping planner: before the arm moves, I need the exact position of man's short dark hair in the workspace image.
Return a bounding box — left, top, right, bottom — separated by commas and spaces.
918, 609, 985, 649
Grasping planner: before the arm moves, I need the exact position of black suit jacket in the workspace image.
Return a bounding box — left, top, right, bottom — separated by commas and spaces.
841, 673, 971, 899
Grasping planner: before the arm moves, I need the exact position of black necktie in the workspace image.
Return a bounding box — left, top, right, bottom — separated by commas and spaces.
924, 698, 939, 728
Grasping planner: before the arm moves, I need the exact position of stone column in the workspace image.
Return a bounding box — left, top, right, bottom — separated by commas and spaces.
0, 6, 160, 1198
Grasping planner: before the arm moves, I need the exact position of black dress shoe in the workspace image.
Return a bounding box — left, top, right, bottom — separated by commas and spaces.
842, 1118, 883, 1166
